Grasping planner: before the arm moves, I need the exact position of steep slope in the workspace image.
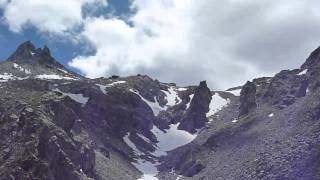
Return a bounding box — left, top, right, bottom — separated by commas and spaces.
158, 47, 320, 180
0, 42, 232, 180
0, 41, 319, 180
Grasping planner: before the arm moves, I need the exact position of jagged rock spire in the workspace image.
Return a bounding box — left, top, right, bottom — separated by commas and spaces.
178, 81, 212, 133
238, 81, 257, 118
7, 41, 37, 63
7, 41, 63, 68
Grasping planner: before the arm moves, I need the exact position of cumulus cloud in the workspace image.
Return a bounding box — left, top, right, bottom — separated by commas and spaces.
2, 0, 320, 89
68, 0, 320, 89
0, 0, 106, 34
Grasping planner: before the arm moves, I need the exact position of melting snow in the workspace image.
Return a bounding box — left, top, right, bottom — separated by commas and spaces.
227, 89, 241, 96
137, 133, 151, 143
58, 68, 69, 74
0, 73, 28, 82
36, 74, 76, 80
96, 84, 108, 94
298, 69, 308, 76
125, 123, 196, 180
13, 63, 31, 74
124, 133, 159, 180
54, 89, 89, 106
30, 51, 36, 56
162, 87, 182, 107
207, 93, 230, 118
232, 119, 238, 123
151, 123, 197, 156
268, 113, 274, 117
177, 87, 187, 91
124, 133, 141, 155
130, 89, 165, 116
108, 80, 126, 86
186, 94, 194, 109
64, 93, 89, 106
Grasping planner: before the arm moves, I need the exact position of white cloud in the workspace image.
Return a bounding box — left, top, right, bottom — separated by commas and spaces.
2, 0, 320, 89
68, 0, 258, 89
1, 0, 107, 34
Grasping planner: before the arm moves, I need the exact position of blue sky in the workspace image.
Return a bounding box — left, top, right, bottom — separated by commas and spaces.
0, 0, 131, 68
0, 0, 320, 89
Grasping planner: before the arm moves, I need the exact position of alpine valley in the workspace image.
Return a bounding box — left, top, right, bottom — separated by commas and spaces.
0, 41, 319, 180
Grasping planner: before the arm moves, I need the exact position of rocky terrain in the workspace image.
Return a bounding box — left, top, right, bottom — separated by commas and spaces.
0, 41, 319, 180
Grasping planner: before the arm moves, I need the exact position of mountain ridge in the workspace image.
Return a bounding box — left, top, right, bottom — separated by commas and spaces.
0, 41, 319, 180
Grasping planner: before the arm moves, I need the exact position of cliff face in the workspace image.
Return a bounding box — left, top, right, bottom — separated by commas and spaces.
0, 42, 320, 180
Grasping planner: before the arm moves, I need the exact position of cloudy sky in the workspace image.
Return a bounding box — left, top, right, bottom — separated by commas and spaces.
0, 0, 320, 90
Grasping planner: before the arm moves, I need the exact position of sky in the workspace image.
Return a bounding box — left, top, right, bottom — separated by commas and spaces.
0, 0, 320, 90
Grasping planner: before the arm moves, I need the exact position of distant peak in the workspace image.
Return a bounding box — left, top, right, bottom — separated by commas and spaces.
7, 41, 61, 68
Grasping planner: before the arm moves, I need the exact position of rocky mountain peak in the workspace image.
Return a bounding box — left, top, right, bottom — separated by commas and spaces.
7, 41, 36, 62
7, 41, 63, 68
178, 80, 212, 133
301, 46, 320, 70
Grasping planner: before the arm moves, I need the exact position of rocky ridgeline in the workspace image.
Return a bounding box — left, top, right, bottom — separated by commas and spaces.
0, 41, 320, 180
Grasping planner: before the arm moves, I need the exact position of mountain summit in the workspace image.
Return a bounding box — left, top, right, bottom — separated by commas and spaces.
0, 41, 82, 81
0, 42, 319, 180
8, 41, 63, 68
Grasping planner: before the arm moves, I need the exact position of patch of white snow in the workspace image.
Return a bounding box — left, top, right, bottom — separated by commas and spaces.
268, 113, 274, 117
227, 89, 241, 96
36, 74, 76, 80
151, 123, 197, 156
162, 87, 182, 107
96, 84, 108, 94
177, 87, 187, 91
108, 80, 126, 86
65, 93, 89, 106
207, 93, 230, 118
130, 89, 165, 116
298, 69, 308, 76
13, 63, 31, 74
186, 94, 194, 109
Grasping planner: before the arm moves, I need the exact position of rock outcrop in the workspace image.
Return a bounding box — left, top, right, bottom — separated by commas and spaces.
178, 81, 212, 133
238, 81, 257, 117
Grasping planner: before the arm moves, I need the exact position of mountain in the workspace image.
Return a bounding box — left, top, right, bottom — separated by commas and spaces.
0, 41, 319, 180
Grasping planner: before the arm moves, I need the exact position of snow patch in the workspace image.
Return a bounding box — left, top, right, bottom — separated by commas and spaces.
36, 74, 76, 80
130, 89, 165, 116
30, 51, 35, 56
207, 93, 230, 118
137, 133, 151, 143
53, 89, 89, 106
268, 113, 274, 117
162, 87, 182, 107
108, 80, 126, 86
96, 84, 108, 94
0, 73, 27, 82
124, 133, 159, 180
232, 119, 238, 123
124, 133, 141, 155
227, 89, 241, 96
58, 68, 69, 74
151, 123, 197, 156
298, 69, 308, 76
65, 93, 89, 106
13, 63, 31, 74
135, 160, 159, 180
186, 94, 194, 109
177, 87, 187, 91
